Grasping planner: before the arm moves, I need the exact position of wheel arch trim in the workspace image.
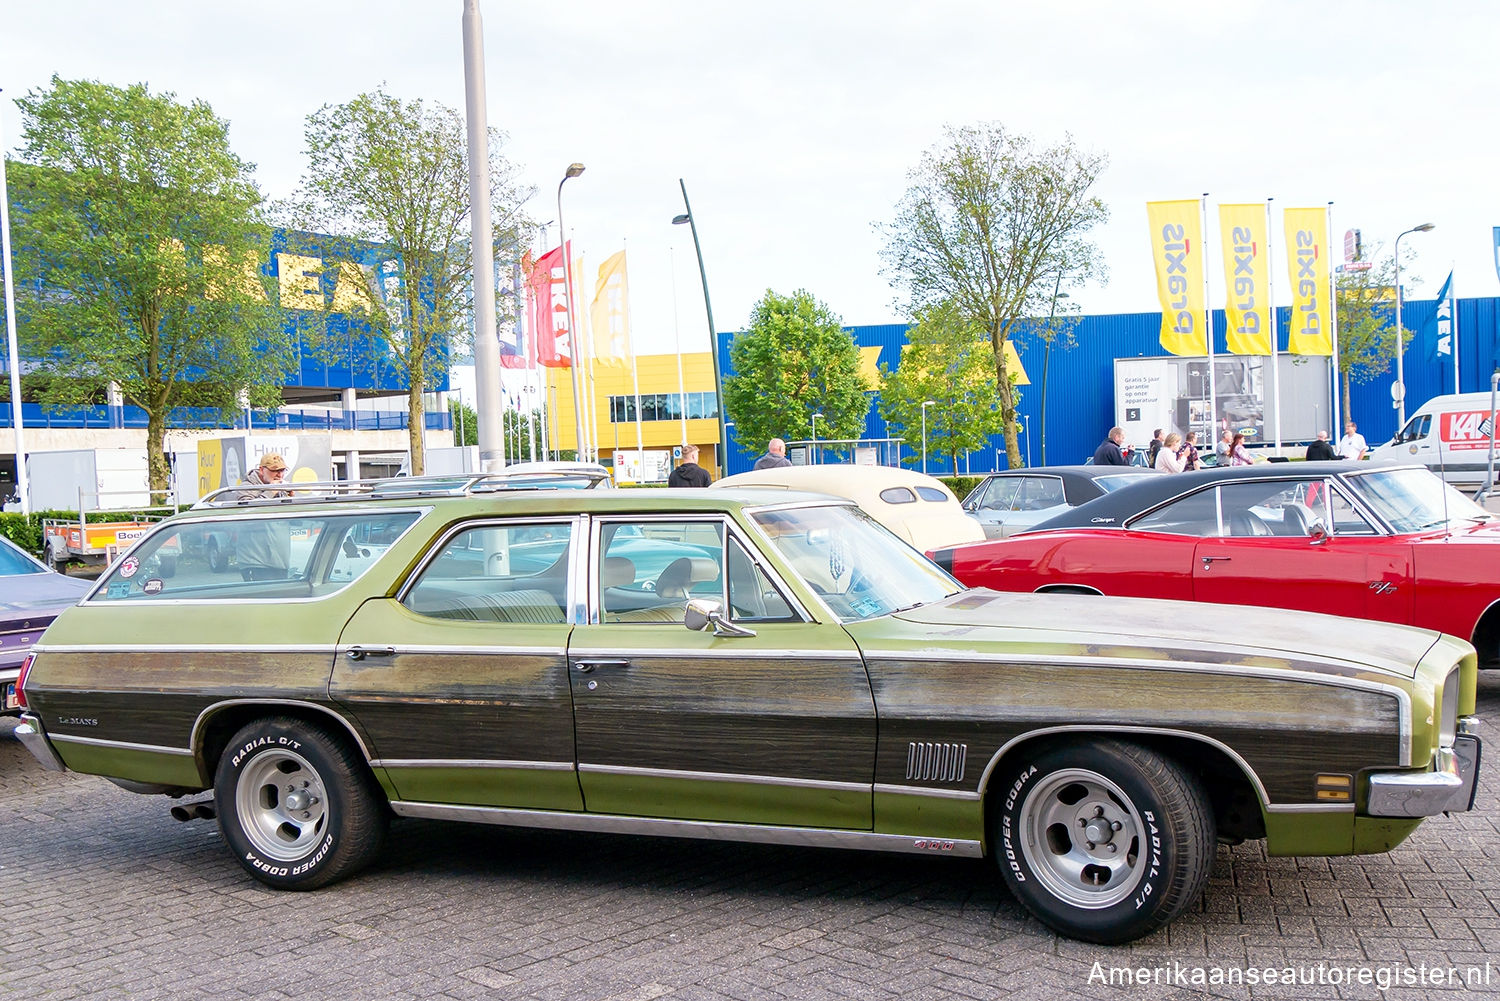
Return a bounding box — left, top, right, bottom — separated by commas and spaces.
192, 699, 376, 777
975, 724, 1271, 811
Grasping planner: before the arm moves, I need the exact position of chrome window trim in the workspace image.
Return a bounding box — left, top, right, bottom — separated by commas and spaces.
372, 758, 574, 771
388, 801, 983, 859
870, 652, 1411, 767
1120, 472, 1395, 538
48, 732, 194, 756
578, 762, 869, 794
568, 646, 860, 661
83, 506, 434, 604
394, 514, 583, 619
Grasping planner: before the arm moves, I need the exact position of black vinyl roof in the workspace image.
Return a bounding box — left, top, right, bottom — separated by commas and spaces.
1024, 460, 1418, 532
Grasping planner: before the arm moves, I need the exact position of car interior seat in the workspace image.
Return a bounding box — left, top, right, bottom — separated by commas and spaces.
1281, 503, 1315, 537
654, 557, 719, 601
1228, 511, 1272, 537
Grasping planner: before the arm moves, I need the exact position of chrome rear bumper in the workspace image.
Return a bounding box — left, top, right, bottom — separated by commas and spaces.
14, 713, 66, 772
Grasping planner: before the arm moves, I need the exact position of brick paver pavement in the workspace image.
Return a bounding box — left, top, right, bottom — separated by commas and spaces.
3, 674, 1499, 1001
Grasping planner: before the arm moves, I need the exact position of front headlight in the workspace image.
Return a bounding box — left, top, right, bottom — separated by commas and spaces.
1439, 664, 1460, 748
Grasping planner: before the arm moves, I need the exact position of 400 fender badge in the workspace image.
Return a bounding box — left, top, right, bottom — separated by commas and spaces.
913, 839, 957, 852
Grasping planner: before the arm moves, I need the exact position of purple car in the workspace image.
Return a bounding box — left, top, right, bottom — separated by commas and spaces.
0, 536, 91, 714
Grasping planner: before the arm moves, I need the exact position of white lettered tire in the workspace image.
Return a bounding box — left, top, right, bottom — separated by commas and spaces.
993, 739, 1214, 944
214, 716, 388, 890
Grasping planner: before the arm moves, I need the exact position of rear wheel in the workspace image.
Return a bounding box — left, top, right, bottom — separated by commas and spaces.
214, 716, 387, 890
992, 739, 1214, 944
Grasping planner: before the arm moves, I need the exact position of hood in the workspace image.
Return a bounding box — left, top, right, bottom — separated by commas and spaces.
873, 589, 1438, 682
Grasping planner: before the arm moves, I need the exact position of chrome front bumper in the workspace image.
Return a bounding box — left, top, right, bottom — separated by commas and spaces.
1367, 721, 1481, 818
14, 713, 66, 772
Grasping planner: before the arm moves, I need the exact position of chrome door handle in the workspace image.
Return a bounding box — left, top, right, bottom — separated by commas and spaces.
1200, 555, 1231, 567
573, 658, 630, 674
345, 645, 396, 661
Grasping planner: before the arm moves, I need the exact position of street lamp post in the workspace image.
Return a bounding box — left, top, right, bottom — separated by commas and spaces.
920, 400, 935, 475
810, 412, 822, 465
1039, 278, 1069, 467
557, 163, 586, 460
672, 180, 728, 476
1392, 222, 1435, 431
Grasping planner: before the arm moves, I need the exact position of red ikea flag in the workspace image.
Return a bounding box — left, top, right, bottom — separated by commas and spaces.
526, 244, 571, 368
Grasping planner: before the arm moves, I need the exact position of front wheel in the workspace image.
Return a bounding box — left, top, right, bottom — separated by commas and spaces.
214, 716, 388, 890
992, 739, 1214, 944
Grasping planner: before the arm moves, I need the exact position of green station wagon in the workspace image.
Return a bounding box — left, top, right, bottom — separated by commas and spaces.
14, 476, 1482, 943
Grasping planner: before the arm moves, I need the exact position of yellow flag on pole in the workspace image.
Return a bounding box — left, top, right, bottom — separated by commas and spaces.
589, 250, 630, 367
1283, 207, 1331, 355
1146, 200, 1206, 356
1218, 204, 1271, 355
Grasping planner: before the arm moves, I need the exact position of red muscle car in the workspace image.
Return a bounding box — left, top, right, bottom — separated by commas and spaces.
930, 461, 1500, 667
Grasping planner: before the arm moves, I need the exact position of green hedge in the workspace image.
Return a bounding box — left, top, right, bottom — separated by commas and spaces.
939, 475, 984, 501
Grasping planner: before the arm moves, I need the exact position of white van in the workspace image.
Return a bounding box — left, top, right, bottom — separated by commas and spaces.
1368, 392, 1500, 485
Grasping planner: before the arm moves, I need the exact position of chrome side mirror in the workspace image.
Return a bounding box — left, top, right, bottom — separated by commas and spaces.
684, 597, 756, 637
1308, 520, 1329, 545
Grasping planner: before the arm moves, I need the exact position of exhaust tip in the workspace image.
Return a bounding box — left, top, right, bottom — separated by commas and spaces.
170, 805, 193, 822
170, 800, 217, 822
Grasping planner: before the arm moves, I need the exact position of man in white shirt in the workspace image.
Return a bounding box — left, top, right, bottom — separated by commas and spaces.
1336, 421, 1367, 461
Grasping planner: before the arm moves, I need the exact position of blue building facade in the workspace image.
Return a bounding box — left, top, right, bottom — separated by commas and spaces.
718, 296, 1500, 476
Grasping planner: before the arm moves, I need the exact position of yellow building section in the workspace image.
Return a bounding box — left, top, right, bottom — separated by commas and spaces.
542, 351, 725, 473
895, 341, 1029, 385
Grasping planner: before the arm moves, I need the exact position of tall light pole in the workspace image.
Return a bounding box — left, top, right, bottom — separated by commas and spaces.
921, 400, 935, 474
461, 0, 504, 474
810, 412, 822, 465
1392, 222, 1434, 431
672, 180, 727, 476
557, 163, 586, 460
1039, 280, 1069, 467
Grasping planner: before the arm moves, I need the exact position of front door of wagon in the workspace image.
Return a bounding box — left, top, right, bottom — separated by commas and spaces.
330, 517, 583, 812
568, 517, 875, 830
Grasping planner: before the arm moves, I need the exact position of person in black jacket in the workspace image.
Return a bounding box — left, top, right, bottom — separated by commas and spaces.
1146, 428, 1165, 467
1305, 430, 1339, 461
1092, 427, 1129, 466
667, 444, 712, 487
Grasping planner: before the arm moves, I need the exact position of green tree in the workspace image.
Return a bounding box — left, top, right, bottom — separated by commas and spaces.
877, 300, 1007, 470
723, 290, 869, 455
293, 88, 530, 474
8, 76, 291, 493
449, 397, 539, 460
1335, 240, 1415, 423
879, 123, 1107, 468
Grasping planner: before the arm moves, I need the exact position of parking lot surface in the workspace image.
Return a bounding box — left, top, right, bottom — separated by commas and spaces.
3, 675, 1500, 1001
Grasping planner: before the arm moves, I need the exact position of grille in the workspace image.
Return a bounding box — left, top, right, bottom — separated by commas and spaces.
905, 742, 968, 783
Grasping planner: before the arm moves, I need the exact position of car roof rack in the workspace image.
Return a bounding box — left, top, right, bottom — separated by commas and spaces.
194, 469, 614, 509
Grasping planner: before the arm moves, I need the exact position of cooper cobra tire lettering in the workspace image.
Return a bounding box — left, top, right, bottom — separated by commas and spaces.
214, 715, 387, 891
989, 739, 1214, 945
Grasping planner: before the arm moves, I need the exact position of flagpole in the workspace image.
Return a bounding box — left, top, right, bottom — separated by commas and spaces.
1327, 202, 1343, 435
670, 246, 688, 448
1451, 261, 1460, 394
1202, 194, 1217, 442
621, 246, 645, 471
577, 249, 599, 463
1266, 198, 1282, 451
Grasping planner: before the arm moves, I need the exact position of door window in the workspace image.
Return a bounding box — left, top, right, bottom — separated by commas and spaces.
402, 521, 570, 623
977, 477, 1022, 511
598, 520, 725, 623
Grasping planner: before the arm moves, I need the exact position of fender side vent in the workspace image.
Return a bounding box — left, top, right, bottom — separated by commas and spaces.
906, 741, 967, 783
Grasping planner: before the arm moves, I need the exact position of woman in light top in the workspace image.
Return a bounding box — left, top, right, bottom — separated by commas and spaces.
1155, 432, 1186, 473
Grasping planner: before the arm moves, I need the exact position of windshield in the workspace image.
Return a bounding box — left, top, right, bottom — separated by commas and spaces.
1344, 467, 1489, 533
750, 504, 961, 621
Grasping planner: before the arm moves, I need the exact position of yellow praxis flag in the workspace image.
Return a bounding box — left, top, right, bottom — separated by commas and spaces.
1146, 200, 1206, 356
1283, 207, 1331, 355
1218, 204, 1271, 355
589, 250, 630, 367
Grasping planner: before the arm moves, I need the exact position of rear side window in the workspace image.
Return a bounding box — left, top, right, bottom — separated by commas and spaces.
403, 521, 571, 624
915, 486, 949, 502
879, 487, 917, 505
92, 511, 421, 602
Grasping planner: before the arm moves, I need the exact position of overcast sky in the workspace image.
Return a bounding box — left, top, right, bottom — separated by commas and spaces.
5, 1, 1498, 356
